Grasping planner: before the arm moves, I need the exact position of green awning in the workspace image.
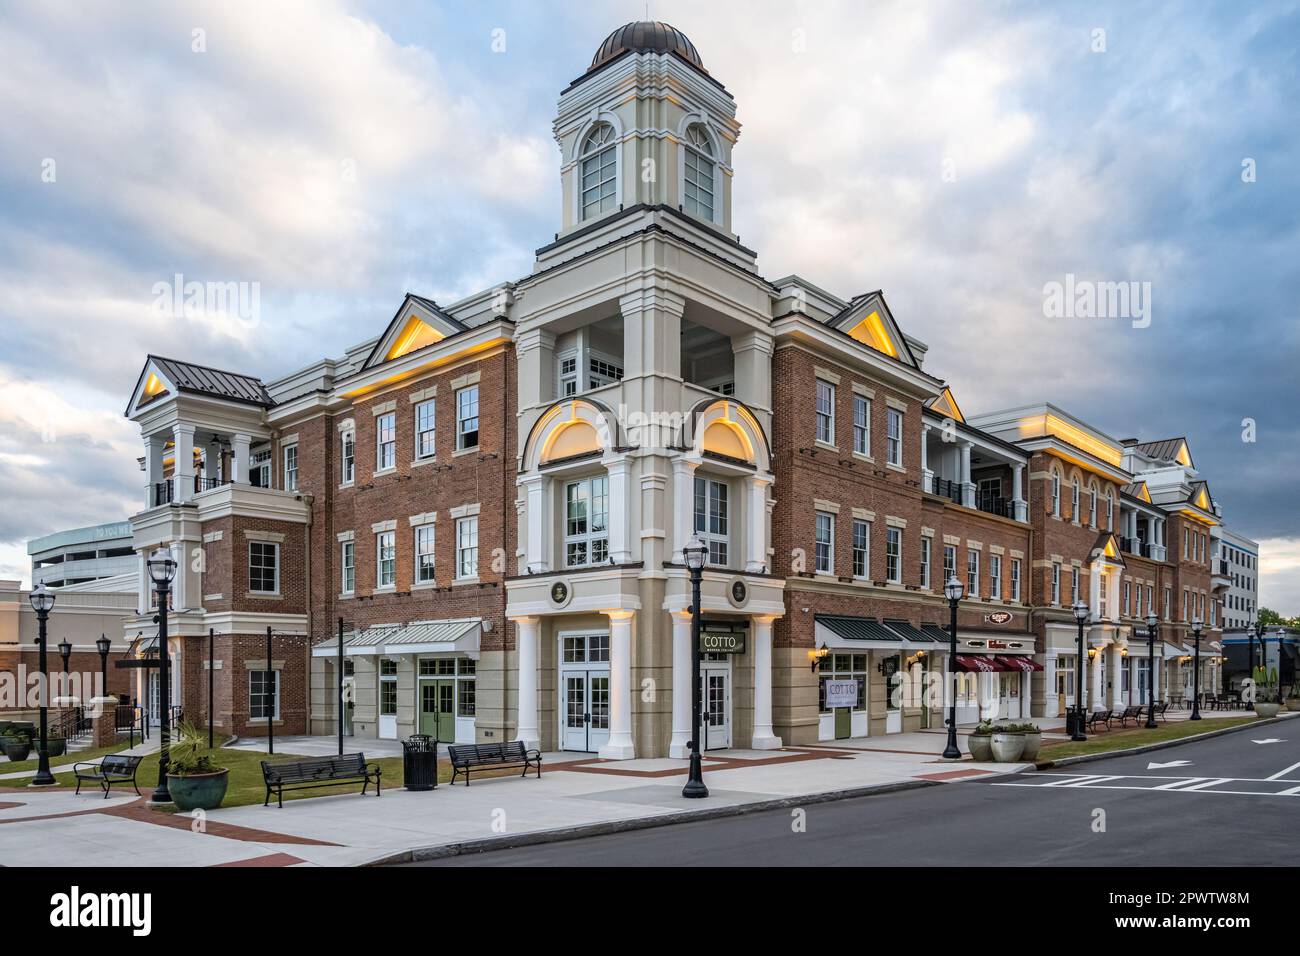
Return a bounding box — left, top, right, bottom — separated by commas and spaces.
816, 615, 903, 643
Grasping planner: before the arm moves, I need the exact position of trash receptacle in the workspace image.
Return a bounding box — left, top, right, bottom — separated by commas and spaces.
403, 734, 438, 791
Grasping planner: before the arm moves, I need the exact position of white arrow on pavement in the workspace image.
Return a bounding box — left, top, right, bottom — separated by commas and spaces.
1252, 738, 1285, 745
1147, 760, 1193, 769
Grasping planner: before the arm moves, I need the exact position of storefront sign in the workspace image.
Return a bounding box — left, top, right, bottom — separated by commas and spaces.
699, 630, 746, 654
984, 611, 1014, 626
825, 679, 858, 708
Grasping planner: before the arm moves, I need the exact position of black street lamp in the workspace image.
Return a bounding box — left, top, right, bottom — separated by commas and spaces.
1189, 615, 1203, 720
96, 634, 111, 700
942, 575, 964, 759
58, 640, 72, 700
1071, 601, 1089, 742
682, 535, 708, 799
27, 583, 57, 787
1145, 611, 1160, 729
147, 547, 178, 805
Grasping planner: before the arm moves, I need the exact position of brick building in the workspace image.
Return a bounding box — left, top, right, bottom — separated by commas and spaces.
116, 19, 1246, 755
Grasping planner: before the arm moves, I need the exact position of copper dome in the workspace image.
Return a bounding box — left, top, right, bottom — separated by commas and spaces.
590, 21, 706, 75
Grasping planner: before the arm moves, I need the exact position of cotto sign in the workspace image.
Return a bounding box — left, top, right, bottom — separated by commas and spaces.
699, 631, 746, 654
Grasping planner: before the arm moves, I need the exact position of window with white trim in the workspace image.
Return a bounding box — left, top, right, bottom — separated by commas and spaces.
814, 511, 834, 574
990, 554, 1002, 600
920, 536, 931, 589
693, 476, 729, 566
376, 413, 396, 471
282, 444, 298, 491
886, 528, 901, 584
1071, 566, 1080, 604
249, 670, 279, 721
456, 516, 478, 579
415, 524, 435, 583
588, 355, 623, 388
456, 387, 479, 450
1071, 478, 1080, 520
815, 380, 835, 444
341, 431, 355, 484
943, 544, 957, 585
683, 123, 715, 221
886, 409, 903, 466
1089, 487, 1097, 527
580, 123, 617, 220
415, 399, 436, 460
566, 476, 609, 567
1123, 580, 1131, 616
557, 353, 578, 398
966, 548, 979, 598
851, 519, 870, 579
249, 541, 279, 594
852, 395, 871, 455
251, 449, 271, 488
376, 530, 395, 587
1052, 562, 1061, 606
1051, 470, 1061, 516
1011, 558, 1021, 602
340, 540, 355, 594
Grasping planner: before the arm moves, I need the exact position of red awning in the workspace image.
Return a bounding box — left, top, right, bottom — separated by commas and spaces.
999, 655, 1043, 673
954, 654, 999, 673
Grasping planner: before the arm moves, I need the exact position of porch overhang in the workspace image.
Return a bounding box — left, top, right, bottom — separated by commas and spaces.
313, 618, 483, 659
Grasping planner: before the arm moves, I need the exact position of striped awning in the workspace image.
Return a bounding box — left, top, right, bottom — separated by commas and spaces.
312, 618, 482, 657
954, 654, 999, 673
999, 655, 1043, 673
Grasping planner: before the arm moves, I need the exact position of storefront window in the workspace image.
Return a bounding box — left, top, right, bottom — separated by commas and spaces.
457, 679, 476, 717
380, 679, 397, 716
818, 653, 868, 713
1056, 655, 1076, 696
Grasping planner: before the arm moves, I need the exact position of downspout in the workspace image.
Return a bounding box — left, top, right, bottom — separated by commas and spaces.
302, 492, 314, 734
502, 344, 512, 744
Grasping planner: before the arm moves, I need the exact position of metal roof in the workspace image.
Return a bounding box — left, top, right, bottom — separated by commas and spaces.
884, 619, 936, 643
314, 619, 482, 656
816, 615, 903, 643
590, 21, 706, 74
150, 356, 272, 407
1134, 437, 1189, 465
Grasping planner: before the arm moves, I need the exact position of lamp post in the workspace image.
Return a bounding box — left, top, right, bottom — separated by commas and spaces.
147, 547, 177, 805
942, 575, 964, 758
28, 583, 57, 787
1145, 611, 1159, 729
1071, 601, 1089, 742
58, 639, 72, 704
682, 535, 708, 799
96, 634, 111, 701
1189, 615, 1203, 720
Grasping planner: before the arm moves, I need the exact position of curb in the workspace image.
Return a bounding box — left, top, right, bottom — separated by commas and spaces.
364, 775, 962, 866
1034, 712, 1296, 770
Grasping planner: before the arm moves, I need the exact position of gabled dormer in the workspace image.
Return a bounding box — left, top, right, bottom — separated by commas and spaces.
927, 386, 965, 423
363, 294, 469, 370
828, 292, 921, 369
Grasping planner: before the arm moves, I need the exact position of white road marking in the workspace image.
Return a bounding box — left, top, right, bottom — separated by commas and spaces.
1177, 778, 1235, 791
1251, 738, 1285, 745
1147, 760, 1193, 769
1267, 760, 1300, 781
1276, 784, 1300, 796
1040, 774, 1110, 787
1150, 777, 1208, 790
992, 780, 1300, 797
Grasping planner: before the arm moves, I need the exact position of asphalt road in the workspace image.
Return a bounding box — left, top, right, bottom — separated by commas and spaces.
412, 727, 1299, 867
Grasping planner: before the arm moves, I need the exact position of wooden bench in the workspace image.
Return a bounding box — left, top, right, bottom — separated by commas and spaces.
447, 741, 542, 786
259, 753, 381, 808
1085, 709, 1113, 732
1116, 705, 1143, 727
74, 754, 144, 799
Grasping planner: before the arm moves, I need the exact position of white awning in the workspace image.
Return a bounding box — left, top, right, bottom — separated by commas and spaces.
312, 618, 482, 659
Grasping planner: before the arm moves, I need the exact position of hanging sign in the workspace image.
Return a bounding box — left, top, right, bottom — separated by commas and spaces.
984, 611, 1014, 626
825, 679, 858, 708
699, 630, 746, 654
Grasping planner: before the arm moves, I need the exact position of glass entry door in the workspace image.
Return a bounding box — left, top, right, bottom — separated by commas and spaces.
561, 671, 610, 752
147, 670, 161, 727
419, 679, 455, 741
699, 665, 731, 750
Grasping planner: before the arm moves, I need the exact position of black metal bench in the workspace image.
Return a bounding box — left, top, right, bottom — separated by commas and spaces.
74, 754, 144, 799
447, 741, 542, 786
1150, 701, 1169, 722
1117, 705, 1143, 727
1085, 709, 1113, 732
260, 753, 381, 808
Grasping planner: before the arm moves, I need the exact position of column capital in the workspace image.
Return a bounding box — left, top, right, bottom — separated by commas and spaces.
604, 609, 636, 623
509, 615, 541, 627
173, 422, 197, 437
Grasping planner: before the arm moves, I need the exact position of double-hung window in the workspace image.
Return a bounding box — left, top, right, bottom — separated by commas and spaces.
249, 670, 279, 721
249, 542, 279, 594
886, 528, 901, 584
683, 124, 715, 220
580, 123, 617, 220
851, 520, 870, 578
815, 381, 835, 444
415, 524, 435, 583
1071, 479, 1080, 521
340, 431, 355, 484
1071, 566, 1080, 604
1011, 558, 1021, 602
282, 444, 298, 491
1051, 563, 1062, 606
1089, 489, 1097, 527
966, 548, 979, 598
814, 511, 834, 574
415, 399, 436, 460
852, 395, 871, 456
340, 540, 355, 594
376, 413, 396, 471
1123, 581, 1131, 616
566, 476, 609, 567
990, 555, 1002, 600
456, 387, 479, 450
1051, 472, 1061, 516
920, 536, 931, 589
456, 516, 478, 579
886, 408, 903, 466
693, 476, 729, 566
376, 530, 396, 587
943, 545, 957, 587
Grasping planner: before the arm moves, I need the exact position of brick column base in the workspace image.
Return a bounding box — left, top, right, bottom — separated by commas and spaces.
90, 697, 119, 748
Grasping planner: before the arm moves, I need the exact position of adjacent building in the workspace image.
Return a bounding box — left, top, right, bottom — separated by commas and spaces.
111, 20, 1258, 756
28, 521, 135, 588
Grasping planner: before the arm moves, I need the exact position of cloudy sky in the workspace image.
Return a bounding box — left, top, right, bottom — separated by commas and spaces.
1, 0, 1297, 611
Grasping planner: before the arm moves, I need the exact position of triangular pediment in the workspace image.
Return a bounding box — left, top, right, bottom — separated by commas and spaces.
1091, 531, 1127, 568
928, 386, 965, 423
1131, 481, 1151, 503
1190, 481, 1212, 511
831, 292, 917, 367
365, 295, 468, 369
125, 358, 177, 417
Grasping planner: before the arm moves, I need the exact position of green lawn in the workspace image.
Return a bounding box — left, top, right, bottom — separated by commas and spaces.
0, 740, 131, 775
1038, 716, 1257, 762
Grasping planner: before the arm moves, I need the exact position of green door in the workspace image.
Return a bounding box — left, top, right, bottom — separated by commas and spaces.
437, 680, 455, 742
834, 706, 852, 739
419, 682, 438, 738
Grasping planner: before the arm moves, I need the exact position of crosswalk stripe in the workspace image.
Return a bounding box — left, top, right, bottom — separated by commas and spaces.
1150, 777, 1207, 790
1176, 778, 1234, 791
1266, 760, 1300, 781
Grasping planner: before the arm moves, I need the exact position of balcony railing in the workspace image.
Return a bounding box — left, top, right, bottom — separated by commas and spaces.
153, 476, 231, 506
1217, 559, 1230, 576
930, 477, 963, 504
975, 493, 1015, 519
152, 481, 174, 507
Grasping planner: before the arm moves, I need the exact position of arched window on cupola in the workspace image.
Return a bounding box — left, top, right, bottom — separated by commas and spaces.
682, 123, 715, 221
580, 122, 618, 220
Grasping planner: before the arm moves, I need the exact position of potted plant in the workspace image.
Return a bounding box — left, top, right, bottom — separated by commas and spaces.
1017, 722, 1043, 760
1253, 666, 1282, 719
1, 727, 32, 762
44, 734, 66, 759
967, 721, 994, 762
1286, 683, 1300, 712
166, 721, 229, 811
990, 723, 1026, 763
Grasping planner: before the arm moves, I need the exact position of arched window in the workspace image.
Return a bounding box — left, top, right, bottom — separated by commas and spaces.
580, 123, 617, 220
1050, 469, 1061, 516
1071, 477, 1080, 520
682, 123, 715, 220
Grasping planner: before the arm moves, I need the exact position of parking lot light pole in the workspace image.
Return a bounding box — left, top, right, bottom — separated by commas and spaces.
1145, 612, 1160, 729
1071, 601, 1089, 742
96, 634, 111, 700
1189, 616, 1203, 720
682, 535, 709, 799
147, 547, 177, 805
28, 584, 57, 787
943, 576, 964, 759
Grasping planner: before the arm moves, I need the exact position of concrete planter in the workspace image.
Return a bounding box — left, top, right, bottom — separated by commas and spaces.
44, 738, 66, 758
1020, 731, 1043, 761
2, 737, 32, 762
1285, 699, 1300, 712
167, 769, 229, 811
1254, 702, 1282, 719
967, 734, 993, 762
990, 732, 1025, 763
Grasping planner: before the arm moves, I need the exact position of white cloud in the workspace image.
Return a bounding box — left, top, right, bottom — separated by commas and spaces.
1259, 537, 1300, 618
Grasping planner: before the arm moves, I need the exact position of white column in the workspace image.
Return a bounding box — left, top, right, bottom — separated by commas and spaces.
604, 457, 632, 563
521, 474, 550, 573
671, 457, 699, 564
144, 434, 165, 506
1089, 564, 1102, 615
172, 423, 195, 503
1108, 646, 1123, 708
1044, 655, 1058, 715
204, 439, 221, 481
751, 616, 781, 749
921, 424, 933, 493
1012, 464, 1027, 521
669, 611, 692, 758
1090, 647, 1105, 709
600, 611, 636, 759
746, 475, 770, 573
513, 616, 540, 750
960, 441, 975, 507
231, 433, 251, 484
